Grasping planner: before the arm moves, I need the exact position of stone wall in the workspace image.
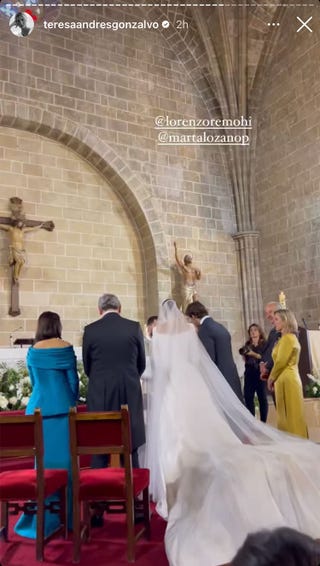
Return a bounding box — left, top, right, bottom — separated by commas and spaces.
255, 7, 320, 328
0, 128, 144, 346
0, 6, 244, 352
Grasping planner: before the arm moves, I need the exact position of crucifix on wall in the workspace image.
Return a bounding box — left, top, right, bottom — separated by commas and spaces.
0, 197, 55, 317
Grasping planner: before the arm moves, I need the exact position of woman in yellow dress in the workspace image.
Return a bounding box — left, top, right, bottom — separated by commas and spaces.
267, 309, 308, 438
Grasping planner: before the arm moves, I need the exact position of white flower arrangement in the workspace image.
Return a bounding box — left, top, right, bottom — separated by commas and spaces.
306, 370, 320, 398
0, 361, 88, 411
0, 361, 32, 411
77, 362, 88, 404
0, 393, 9, 410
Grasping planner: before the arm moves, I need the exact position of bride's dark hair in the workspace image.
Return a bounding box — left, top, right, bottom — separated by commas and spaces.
157, 299, 189, 334
161, 298, 174, 306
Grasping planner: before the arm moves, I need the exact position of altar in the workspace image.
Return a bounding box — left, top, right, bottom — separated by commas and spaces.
298, 328, 320, 390
0, 346, 82, 367
308, 330, 320, 377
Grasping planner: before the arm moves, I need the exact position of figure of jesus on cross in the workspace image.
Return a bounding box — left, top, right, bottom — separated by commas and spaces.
0, 197, 55, 316
173, 241, 201, 312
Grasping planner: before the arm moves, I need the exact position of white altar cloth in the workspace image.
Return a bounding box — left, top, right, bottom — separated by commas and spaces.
308, 330, 320, 375
0, 347, 82, 367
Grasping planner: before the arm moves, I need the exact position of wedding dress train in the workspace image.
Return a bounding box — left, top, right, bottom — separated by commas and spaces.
146, 300, 320, 566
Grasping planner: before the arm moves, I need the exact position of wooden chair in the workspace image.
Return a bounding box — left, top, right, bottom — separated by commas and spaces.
0, 409, 68, 561
69, 405, 150, 563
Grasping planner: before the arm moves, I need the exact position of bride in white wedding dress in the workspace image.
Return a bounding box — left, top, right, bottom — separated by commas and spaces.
146, 300, 320, 566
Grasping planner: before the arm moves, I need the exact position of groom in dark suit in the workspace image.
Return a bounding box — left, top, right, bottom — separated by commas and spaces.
185, 301, 243, 401
82, 293, 146, 469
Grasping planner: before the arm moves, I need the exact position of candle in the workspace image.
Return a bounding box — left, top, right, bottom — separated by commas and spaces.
279, 291, 286, 309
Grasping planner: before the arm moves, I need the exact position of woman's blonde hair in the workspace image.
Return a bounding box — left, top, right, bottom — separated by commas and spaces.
274, 309, 298, 334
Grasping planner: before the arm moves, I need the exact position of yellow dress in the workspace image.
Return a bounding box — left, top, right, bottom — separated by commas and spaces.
270, 333, 308, 438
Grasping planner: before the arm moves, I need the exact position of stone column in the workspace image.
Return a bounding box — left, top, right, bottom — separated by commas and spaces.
233, 231, 264, 330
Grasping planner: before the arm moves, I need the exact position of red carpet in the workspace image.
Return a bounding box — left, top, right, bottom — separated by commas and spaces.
0, 507, 169, 566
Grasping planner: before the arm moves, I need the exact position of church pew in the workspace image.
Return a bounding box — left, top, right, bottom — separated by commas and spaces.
0, 405, 90, 472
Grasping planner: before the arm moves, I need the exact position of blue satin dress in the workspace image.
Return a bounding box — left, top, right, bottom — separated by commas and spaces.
14, 345, 79, 539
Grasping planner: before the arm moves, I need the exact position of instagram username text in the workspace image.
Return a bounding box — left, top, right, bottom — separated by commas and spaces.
155, 116, 252, 128
157, 131, 250, 145
43, 20, 165, 30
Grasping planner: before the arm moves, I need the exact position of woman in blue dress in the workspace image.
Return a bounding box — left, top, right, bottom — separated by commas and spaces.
15, 311, 79, 538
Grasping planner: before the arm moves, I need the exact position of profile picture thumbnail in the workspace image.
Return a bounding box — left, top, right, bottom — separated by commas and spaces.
9, 11, 35, 37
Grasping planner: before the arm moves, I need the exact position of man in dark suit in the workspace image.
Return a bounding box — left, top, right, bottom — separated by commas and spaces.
185, 301, 243, 402
260, 302, 282, 407
82, 293, 146, 469
260, 302, 282, 379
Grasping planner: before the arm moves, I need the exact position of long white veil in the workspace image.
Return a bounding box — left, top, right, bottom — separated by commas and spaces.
146, 300, 320, 565
146, 300, 320, 521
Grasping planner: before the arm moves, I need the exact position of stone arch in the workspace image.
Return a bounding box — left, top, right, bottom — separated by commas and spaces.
0, 100, 168, 315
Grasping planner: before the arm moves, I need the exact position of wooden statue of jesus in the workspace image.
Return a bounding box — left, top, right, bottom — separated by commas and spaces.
0, 197, 55, 317
173, 241, 201, 312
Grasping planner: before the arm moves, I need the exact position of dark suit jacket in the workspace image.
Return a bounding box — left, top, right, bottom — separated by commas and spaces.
82, 312, 146, 449
198, 317, 243, 401
261, 327, 281, 373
